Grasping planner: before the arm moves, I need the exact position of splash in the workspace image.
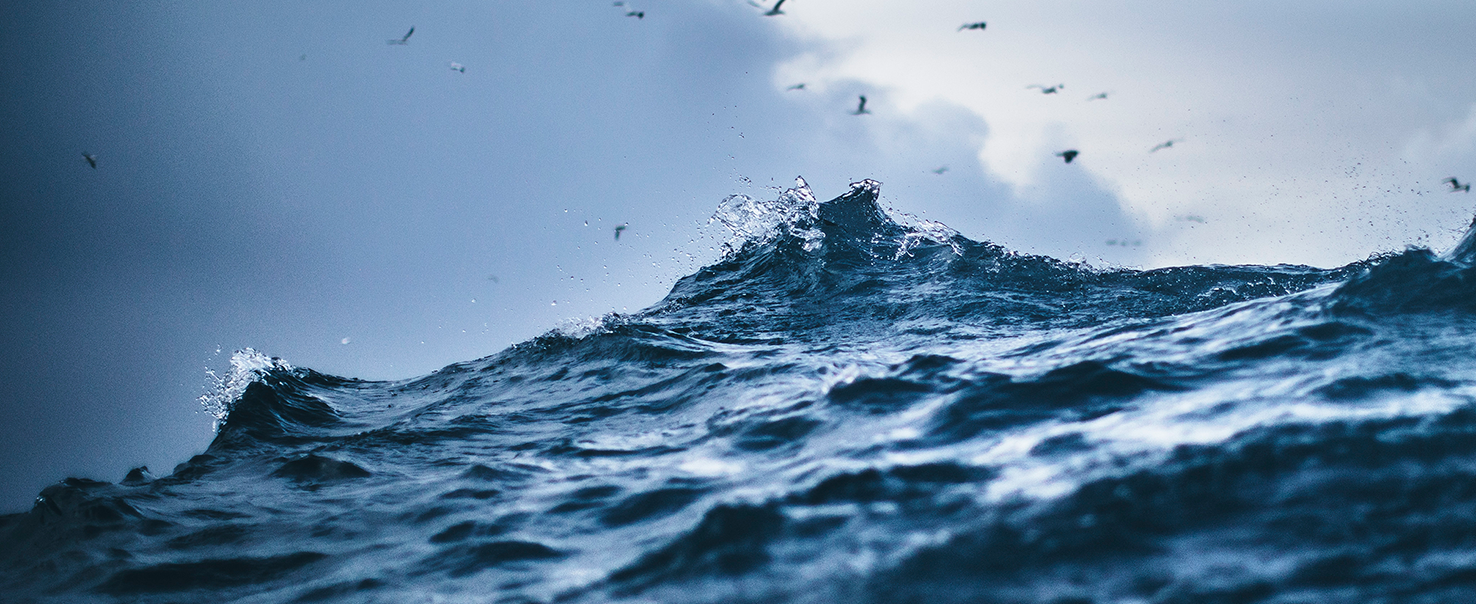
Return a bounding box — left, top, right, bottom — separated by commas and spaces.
197, 348, 292, 427
888, 210, 963, 259
709, 176, 824, 256
553, 312, 622, 340
1444, 214, 1476, 265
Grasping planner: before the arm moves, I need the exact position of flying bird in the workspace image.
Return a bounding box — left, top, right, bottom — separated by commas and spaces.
1446, 177, 1471, 193
931, 166, 949, 174
1150, 139, 1182, 153
387, 26, 414, 45
1056, 149, 1079, 163
958, 22, 987, 31
615, 2, 643, 17
749, 0, 786, 15
82, 152, 97, 169
852, 95, 871, 115
786, 83, 806, 91
449, 62, 465, 73
614, 224, 628, 240
1086, 92, 1109, 101
1027, 84, 1065, 94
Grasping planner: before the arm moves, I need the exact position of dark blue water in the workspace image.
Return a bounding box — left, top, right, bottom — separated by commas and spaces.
7, 179, 1476, 603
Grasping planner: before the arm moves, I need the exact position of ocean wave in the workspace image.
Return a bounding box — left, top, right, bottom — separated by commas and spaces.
4, 179, 1476, 603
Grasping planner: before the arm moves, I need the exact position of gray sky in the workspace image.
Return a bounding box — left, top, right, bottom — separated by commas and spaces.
2, 0, 1473, 511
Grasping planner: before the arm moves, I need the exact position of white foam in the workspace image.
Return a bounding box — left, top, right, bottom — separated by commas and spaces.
709, 176, 824, 256
198, 348, 292, 429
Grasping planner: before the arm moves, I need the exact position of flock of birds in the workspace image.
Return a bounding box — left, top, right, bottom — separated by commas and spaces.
77, 0, 1472, 249
758, 7, 1165, 170
760, 2, 1476, 199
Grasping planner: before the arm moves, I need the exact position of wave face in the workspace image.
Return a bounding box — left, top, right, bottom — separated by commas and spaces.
6, 179, 1476, 603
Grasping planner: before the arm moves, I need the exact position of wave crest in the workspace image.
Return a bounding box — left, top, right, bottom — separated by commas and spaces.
198, 348, 294, 428
710, 176, 824, 257
1329, 248, 1476, 315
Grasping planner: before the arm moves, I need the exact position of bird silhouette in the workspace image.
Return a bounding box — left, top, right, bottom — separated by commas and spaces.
627, 10, 644, 18
1028, 84, 1064, 94
387, 26, 414, 45
931, 166, 949, 174
1086, 92, 1109, 101
1445, 177, 1471, 193
786, 83, 806, 91
82, 153, 97, 169
1150, 139, 1182, 153
614, 224, 629, 240
449, 62, 465, 73
763, 0, 787, 16
1056, 150, 1079, 163
852, 95, 871, 115
958, 22, 986, 31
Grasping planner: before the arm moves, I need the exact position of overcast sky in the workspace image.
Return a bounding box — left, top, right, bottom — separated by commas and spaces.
2, 0, 1474, 511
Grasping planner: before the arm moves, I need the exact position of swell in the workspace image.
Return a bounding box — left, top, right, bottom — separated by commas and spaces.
3, 178, 1476, 603
653, 180, 1373, 343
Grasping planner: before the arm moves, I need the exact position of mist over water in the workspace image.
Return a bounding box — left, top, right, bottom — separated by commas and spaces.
5, 179, 1476, 603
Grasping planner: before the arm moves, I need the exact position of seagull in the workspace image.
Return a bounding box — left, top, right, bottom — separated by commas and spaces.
852, 95, 871, 115
614, 224, 628, 240
786, 83, 806, 91
958, 22, 987, 31
627, 10, 644, 18
1150, 139, 1182, 152
764, 0, 787, 16
1056, 149, 1079, 163
1028, 84, 1064, 94
387, 26, 414, 45
82, 152, 97, 169
1086, 92, 1109, 101
449, 62, 465, 73
931, 166, 949, 174
1445, 177, 1471, 193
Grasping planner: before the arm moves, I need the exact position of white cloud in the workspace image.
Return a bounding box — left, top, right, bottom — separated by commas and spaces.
766, 0, 1476, 267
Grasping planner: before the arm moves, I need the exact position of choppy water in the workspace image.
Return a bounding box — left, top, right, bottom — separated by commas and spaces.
7, 178, 1476, 603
